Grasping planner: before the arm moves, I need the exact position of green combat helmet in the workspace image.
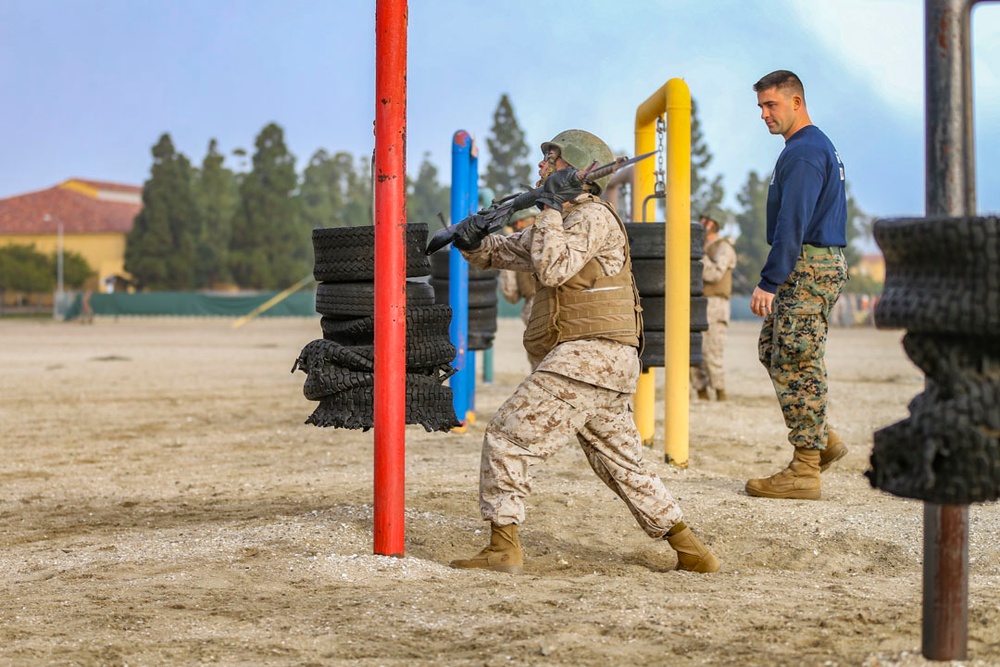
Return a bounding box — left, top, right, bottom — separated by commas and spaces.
540, 129, 616, 195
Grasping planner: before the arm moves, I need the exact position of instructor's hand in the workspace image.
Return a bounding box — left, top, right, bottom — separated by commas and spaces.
750, 286, 775, 318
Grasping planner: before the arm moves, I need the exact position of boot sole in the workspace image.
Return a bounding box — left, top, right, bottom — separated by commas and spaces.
745, 484, 820, 500
449, 562, 523, 574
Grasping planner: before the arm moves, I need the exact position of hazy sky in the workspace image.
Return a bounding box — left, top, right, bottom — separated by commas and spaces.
2, 0, 998, 220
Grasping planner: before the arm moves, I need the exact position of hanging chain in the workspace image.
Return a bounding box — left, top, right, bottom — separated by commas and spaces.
654, 116, 666, 196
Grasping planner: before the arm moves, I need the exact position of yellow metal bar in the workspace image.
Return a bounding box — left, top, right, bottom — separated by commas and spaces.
664, 79, 691, 467
631, 79, 692, 465
232, 274, 315, 328
632, 83, 665, 446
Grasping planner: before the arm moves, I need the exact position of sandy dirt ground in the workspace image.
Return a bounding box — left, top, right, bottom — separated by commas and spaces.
1, 315, 998, 667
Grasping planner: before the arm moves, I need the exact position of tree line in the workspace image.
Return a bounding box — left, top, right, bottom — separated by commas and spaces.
0, 244, 93, 294
120, 93, 876, 294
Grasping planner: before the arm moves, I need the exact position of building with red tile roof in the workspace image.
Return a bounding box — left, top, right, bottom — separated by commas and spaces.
0, 178, 143, 291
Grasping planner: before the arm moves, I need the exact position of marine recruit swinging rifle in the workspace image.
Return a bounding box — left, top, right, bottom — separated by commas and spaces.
424, 150, 657, 255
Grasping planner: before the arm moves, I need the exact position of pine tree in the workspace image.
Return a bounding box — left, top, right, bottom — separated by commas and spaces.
193, 139, 238, 287
229, 123, 308, 289
299, 150, 373, 229
299, 149, 338, 229
691, 98, 726, 220
339, 153, 373, 227
844, 183, 870, 268
124, 133, 200, 290
733, 170, 770, 294
407, 152, 450, 229
484, 94, 531, 198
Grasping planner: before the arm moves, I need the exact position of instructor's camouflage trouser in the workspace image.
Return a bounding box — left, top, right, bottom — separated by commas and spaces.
758, 251, 848, 450
479, 370, 683, 537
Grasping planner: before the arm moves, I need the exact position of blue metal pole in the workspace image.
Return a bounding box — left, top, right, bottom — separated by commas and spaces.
466, 145, 481, 412
449, 131, 473, 424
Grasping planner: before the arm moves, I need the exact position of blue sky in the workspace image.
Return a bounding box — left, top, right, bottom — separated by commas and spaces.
2, 0, 998, 221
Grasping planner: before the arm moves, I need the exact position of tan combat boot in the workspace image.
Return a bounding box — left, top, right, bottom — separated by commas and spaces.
745, 448, 821, 500
821, 427, 848, 472
715, 389, 728, 402
450, 523, 523, 574
696, 388, 710, 401
666, 526, 721, 573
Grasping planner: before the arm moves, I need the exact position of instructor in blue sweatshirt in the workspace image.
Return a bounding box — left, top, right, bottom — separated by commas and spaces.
745, 70, 850, 500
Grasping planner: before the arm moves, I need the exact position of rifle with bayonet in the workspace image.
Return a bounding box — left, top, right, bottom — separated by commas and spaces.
424, 150, 656, 255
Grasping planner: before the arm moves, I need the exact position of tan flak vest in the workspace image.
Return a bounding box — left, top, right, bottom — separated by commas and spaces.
702, 237, 734, 299
523, 196, 644, 361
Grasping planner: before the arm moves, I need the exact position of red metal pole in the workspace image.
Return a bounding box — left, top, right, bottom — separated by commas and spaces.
373, 0, 407, 557
923, 503, 969, 659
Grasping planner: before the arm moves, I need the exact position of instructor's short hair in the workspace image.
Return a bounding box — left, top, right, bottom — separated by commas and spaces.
753, 70, 805, 102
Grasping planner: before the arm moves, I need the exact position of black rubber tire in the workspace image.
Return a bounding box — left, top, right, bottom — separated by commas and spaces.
304, 373, 461, 433
874, 215, 1000, 335
866, 332, 1000, 504
303, 368, 376, 401
691, 260, 704, 297
468, 305, 498, 333
631, 259, 704, 297
637, 296, 709, 332
291, 338, 375, 374
429, 247, 499, 280
351, 336, 456, 369
429, 277, 498, 308
468, 277, 498, 307
320, 304, 453, 345
315, 280, 435, 317
625, 222, 705, 260
313, 223, 431, 282
690, 296, 708, 332
639, 331, 704, 369
468, 330, 495, 351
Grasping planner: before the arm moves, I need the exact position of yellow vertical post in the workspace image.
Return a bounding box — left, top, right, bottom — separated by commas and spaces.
632, 79, 692, 464
632, 85, 662, 446
664, 79, 691, 467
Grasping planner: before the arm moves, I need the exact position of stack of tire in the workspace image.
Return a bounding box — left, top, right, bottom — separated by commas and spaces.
292, 223, 461, 432
428, 247, 499, 351
625, 221, 709, 370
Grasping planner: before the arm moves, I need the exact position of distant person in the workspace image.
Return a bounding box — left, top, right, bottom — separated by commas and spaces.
448, 129, 720, 574
745, 70, 849, 501
499, 208, 540, 369
690, 213, 737, 401
79, 289, 94, 324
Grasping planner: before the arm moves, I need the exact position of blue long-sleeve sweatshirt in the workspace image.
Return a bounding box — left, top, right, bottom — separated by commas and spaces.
758, 124, 847, 293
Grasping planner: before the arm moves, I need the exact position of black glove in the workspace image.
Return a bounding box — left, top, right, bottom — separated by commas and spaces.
535, 167, 583, 211
451, 213, 492, 251
509, 189, 540, 212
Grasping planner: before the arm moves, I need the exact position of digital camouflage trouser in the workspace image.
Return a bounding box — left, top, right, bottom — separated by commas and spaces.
478, 370, 683, 538
759, 252, 848, 450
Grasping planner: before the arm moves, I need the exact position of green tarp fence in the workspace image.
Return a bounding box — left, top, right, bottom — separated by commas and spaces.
62, 287, 528, 320
64, 290, 317, 319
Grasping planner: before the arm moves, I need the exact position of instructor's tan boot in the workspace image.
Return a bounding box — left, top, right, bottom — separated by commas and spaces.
820, 428, 848, 472
666, 526, 721, 573
450, 523, 523, 574
745, 448, 822, 500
